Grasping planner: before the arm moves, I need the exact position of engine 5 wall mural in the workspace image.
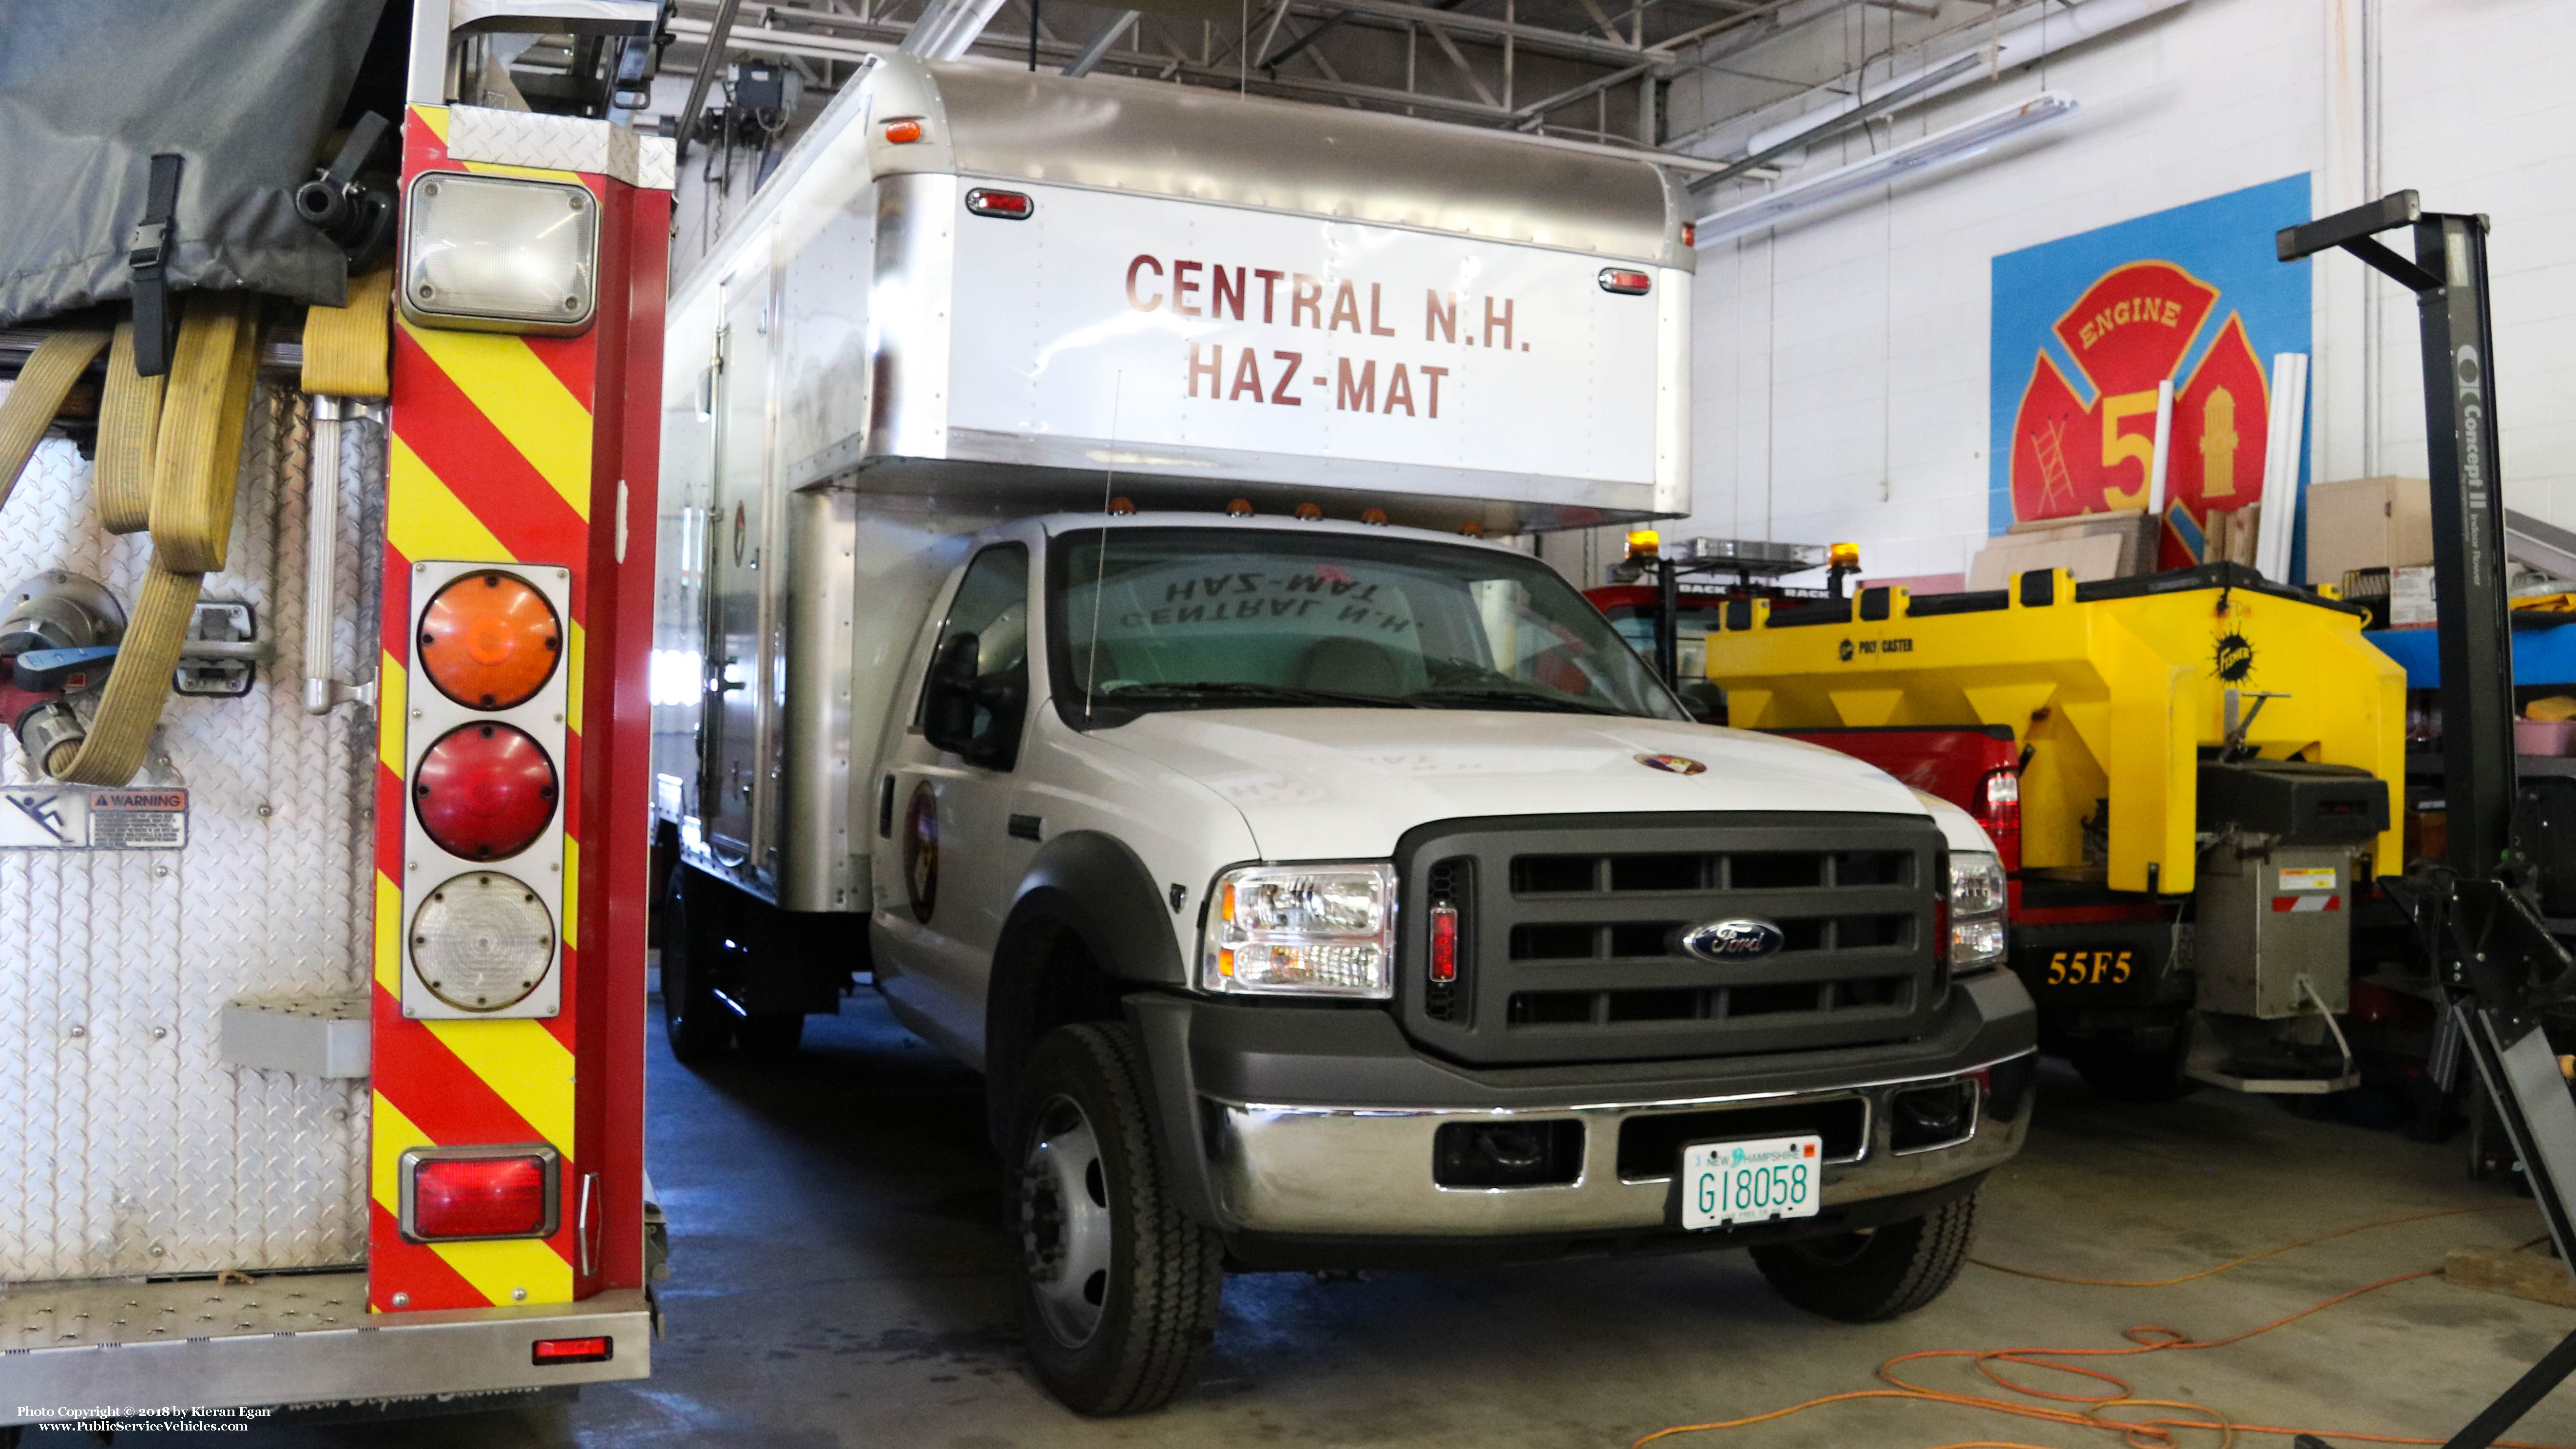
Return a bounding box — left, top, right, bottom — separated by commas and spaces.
1988, 174, 2312, 571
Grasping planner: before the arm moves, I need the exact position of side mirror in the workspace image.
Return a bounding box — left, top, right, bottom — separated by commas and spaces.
923, 631, 1029, 768
923, 632, 981, 755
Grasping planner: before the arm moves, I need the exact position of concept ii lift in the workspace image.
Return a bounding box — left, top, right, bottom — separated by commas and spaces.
2283, 193, 2576, 1449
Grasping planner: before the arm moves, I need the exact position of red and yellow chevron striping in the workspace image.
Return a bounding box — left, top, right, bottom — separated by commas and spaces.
366, 105, 665, 1313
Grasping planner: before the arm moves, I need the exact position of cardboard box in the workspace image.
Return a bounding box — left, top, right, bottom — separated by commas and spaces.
1970, 511, 2158, 590
2306, 476, 2432, 585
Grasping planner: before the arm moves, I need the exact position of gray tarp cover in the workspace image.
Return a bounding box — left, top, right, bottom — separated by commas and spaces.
0, 0, 389, 327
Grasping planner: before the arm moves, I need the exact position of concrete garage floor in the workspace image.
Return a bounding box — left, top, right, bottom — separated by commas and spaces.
225, 988, 2576, 1448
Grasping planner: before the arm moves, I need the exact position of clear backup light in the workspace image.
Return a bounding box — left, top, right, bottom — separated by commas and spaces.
1203, 863, 1398, 998
401, 172, 600, 334
1943, 851, 2008, 975
411, 870, 557, 1011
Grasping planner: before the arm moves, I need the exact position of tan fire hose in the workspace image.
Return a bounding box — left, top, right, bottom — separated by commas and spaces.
57, 291, 261, 784
0, 269, 389, 784
0, 329, 110, 515
0, 296, 259, 783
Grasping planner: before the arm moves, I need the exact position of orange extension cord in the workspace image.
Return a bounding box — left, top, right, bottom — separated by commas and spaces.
1633, 1202, 2558, 1449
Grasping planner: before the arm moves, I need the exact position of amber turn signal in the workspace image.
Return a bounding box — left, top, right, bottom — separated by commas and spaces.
420, 571, 561, 710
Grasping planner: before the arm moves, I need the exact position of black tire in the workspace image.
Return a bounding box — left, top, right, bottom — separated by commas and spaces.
2066, 1029, 2197, 1104
660, 866, 734, 1064
1750, 1191, 1978, 1322
1009, 1023, 1223, 1416
734, 1012, 805, 1054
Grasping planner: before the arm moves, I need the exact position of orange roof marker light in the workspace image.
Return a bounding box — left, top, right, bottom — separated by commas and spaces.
419, 570, 562, 711
883, 117, 925, 144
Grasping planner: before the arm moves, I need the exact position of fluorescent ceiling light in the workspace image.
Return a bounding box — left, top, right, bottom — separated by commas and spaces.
1693, 92, 2078, 248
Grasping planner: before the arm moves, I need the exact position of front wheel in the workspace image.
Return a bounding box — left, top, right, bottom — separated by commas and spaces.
1750, 1191, 1978, 1322
1010, 1023, 1223, 1415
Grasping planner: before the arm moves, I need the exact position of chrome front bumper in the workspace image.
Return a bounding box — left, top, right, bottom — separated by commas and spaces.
1202, 1051, 2033, 1237
0, 1272, 648, 1426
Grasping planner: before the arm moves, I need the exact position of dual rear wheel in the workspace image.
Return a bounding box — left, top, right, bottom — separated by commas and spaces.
658, 864, 805, 1063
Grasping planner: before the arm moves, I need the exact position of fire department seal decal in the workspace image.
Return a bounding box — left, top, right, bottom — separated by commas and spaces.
903, 781, 940, 923
1635, 753, 1707, 776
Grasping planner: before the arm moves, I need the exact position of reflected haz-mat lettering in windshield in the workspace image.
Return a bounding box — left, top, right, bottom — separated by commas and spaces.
1119, 570, 1413, 635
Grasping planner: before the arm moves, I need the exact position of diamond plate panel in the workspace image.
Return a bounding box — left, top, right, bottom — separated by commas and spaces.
0, 383, 384, 1286
446, 105, 673, 190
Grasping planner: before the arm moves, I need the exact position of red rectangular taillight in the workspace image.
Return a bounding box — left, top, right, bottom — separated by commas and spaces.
534, 1335, 614, 1365
1598, 267, 1652, 295
1430, 904, 1459, 983
401, 1146, 559, 1242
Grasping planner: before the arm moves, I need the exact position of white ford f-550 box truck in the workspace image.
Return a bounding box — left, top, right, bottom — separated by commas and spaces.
650, 54, 2038, 1414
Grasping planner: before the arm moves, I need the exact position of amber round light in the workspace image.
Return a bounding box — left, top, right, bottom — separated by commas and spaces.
420, 571, 560, 710
415, 722, 558, 861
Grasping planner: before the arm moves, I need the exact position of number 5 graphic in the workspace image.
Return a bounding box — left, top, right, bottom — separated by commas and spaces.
2099, 389, 2160, 509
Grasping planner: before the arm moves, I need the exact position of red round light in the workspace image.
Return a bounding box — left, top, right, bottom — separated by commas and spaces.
414, 722, 558, 861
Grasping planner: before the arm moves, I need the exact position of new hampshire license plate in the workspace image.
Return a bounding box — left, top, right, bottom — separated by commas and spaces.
1682, 1135, 1823, 1230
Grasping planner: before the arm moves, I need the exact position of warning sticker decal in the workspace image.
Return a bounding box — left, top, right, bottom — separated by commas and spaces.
0, 787, 189, 849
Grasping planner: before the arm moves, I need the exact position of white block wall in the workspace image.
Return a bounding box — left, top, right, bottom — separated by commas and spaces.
1547, 0, 2576, 586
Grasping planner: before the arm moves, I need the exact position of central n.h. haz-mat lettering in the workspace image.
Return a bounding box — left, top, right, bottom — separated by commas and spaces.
1125, 253, 1522, 419
943, 184, 1661, 485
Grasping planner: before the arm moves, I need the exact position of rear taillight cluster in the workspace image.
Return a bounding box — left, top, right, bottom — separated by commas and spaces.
399, 564, 572, 1021
1974, 768, 2021, 873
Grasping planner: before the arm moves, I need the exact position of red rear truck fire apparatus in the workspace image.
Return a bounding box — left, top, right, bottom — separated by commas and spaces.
1, 1, 669, 1431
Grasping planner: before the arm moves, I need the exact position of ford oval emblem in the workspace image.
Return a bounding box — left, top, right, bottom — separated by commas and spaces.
1683, 918, 1785, 963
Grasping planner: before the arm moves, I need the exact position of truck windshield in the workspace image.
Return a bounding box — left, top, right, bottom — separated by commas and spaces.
1049, 527, 1687, 723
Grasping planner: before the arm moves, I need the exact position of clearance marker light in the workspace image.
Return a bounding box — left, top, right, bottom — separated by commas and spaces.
883, 117, 925, 144
534, 1336, 615, 1366
964, 188, 1034, 219
419, 571, 561, 710
1599, 267, 1653, 295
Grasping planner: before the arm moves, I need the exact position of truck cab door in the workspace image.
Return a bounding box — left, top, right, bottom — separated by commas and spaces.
699, 271, 775, 874
873, 542, 1034, 1064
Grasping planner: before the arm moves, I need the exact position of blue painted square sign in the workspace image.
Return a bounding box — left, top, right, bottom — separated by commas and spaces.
1990, 175, 2312, 568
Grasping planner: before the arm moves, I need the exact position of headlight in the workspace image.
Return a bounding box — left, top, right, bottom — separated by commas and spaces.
400, 172, 600, 335
1945, 851, 2007, 974
1202, 863, 1397, 998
